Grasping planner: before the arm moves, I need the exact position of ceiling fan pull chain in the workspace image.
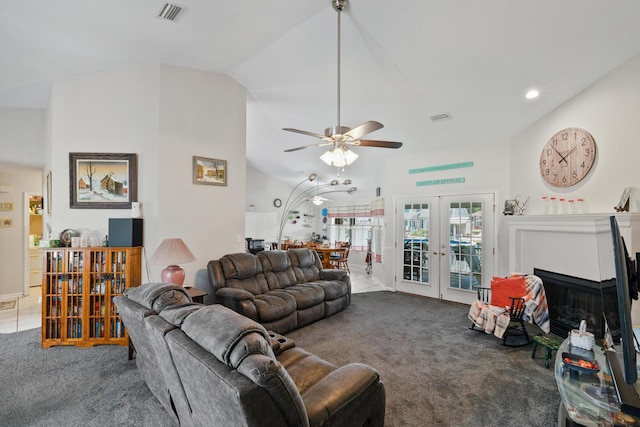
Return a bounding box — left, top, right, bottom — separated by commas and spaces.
336, 2, 341, 128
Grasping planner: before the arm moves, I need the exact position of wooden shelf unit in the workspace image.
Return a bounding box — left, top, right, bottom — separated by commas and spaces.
41, 247, 142, 348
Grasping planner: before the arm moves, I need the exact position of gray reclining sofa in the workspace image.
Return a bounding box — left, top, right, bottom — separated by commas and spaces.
207, 248, 351, 334
114, 282, 385, 427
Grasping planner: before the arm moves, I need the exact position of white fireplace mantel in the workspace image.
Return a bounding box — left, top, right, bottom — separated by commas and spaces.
504, 213, 640, 324
504, 213, 640, 282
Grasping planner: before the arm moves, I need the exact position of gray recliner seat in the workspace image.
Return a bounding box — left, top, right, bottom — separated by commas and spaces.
164, 304, 386, 427
116, 282, 385, 427
114, 283, 199, 425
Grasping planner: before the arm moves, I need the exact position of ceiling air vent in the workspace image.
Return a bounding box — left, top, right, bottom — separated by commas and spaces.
158, 3, 183, 21
430, 113, 452, 122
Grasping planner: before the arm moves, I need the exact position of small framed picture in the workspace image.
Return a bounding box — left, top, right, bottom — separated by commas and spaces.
193, 156, 227, 186
615, 187, 633, 212
1, 218, 13, 227
503, 200, 516, 215
1, 202, 14, 211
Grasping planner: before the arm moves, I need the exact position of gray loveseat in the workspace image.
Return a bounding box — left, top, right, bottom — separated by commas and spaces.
207, 248, 351, 334
114, 282, 385, 427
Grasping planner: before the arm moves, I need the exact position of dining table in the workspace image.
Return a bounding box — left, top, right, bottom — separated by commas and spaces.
312, 245, 343, 269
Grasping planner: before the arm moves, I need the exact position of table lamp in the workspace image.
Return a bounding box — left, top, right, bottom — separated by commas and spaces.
149, 238, 196, 286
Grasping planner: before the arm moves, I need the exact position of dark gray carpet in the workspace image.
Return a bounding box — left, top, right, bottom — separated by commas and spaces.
0, 291, 559, 426
286, 292, 560, 427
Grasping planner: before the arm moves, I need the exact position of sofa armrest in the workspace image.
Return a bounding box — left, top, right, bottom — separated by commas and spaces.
207, 260, 226, 303
215, 288, 259, 321
319, 269, 349, 282
303, 363, 384, 426
216, 287, 254, 301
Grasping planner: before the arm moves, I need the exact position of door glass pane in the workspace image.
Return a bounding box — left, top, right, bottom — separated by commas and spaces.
449, 201, 482, 290
402, 203, 429, 283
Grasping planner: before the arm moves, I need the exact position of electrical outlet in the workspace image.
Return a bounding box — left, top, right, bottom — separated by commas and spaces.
237, 234, 242, 242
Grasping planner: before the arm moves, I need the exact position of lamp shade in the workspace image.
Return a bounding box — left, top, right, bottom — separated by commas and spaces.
149, 238, 196, 286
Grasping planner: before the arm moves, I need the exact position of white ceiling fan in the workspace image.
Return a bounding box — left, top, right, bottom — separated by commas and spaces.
283, 0, 402, 168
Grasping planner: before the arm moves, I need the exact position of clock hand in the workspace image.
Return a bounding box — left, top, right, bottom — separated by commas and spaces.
553, 146, 577, 164
551, 146, 570, 165
559, 146, 577, 164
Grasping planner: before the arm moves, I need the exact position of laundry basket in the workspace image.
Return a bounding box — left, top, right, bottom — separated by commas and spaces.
570, 320, 595, 351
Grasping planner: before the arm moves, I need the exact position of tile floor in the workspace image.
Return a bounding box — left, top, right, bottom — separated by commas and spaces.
0, 286, 41, 334
0, 262, 388, 334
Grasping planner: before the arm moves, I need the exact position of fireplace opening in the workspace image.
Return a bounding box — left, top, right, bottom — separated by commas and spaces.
534, 268, 618, 340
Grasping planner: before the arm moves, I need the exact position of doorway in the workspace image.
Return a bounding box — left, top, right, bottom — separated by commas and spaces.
395, 194, 495, 305
24, 193, 43, 296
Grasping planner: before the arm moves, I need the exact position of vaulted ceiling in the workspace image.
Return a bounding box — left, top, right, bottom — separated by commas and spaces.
2, 0, 640, 196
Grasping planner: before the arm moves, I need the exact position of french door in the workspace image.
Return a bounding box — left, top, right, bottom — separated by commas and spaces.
395, 194, 495, 305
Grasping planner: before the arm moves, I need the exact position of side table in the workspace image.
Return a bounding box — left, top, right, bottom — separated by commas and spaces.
532, 335, 561, 368
185, 287, 207, 304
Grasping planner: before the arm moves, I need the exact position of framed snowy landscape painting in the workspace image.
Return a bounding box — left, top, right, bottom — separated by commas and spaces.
193, 156, 227, 186
69, 152, 138, 209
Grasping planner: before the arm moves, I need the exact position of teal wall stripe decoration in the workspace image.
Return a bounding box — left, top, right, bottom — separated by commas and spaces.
408, 161, 473, 174
416, 177, 465, 186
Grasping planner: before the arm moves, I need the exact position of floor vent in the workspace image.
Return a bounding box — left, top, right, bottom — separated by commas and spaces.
158, 3, 183, 21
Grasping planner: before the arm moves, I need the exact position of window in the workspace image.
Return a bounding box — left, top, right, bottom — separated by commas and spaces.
329, 217, 371, 251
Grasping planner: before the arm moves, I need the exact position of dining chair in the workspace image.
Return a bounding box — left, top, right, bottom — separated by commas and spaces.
331, 246, 350, 273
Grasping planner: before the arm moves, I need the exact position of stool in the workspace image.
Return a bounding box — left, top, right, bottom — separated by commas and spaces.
531, 335, 561, 368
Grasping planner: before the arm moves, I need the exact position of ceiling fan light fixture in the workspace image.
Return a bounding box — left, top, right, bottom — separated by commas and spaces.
312, 197, 324, 206
344, 149, 358, 165
320, 147, 358, 167
283, 0, 402, 168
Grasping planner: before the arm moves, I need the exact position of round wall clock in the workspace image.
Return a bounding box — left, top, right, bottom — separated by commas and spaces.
539, 127, 596, 188
273, 198, 282, 208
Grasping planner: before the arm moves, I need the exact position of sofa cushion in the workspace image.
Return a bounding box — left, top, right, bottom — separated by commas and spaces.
306, 280, 349, 301
219, 253, 269, 295
124, 282, 191, 312
287, 249, 321, 283
258, 251, 298, 290
280, 284, 325, 310
277, 347, 337, 395
255, 292, 297, 322
181, 305, 274, 368
237, 354, 310, 427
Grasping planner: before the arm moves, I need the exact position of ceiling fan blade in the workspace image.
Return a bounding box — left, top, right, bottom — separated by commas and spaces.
343, 121, 384, 140
284, 141, 334, 152
355, 139, 403, 149
283, 128, 326, 139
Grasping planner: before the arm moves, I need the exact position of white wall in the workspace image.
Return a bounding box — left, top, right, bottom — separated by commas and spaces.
156, 65, 247, 279
0, 107, 46, 168
0, 107, 45, 297
510, 53, 640, 215
379, 140, 511, 286
246, 165, 322, 244
47, 64, 246, 285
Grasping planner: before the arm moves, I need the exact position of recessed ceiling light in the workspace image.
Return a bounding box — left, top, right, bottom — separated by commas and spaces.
525, 89, 540, 99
